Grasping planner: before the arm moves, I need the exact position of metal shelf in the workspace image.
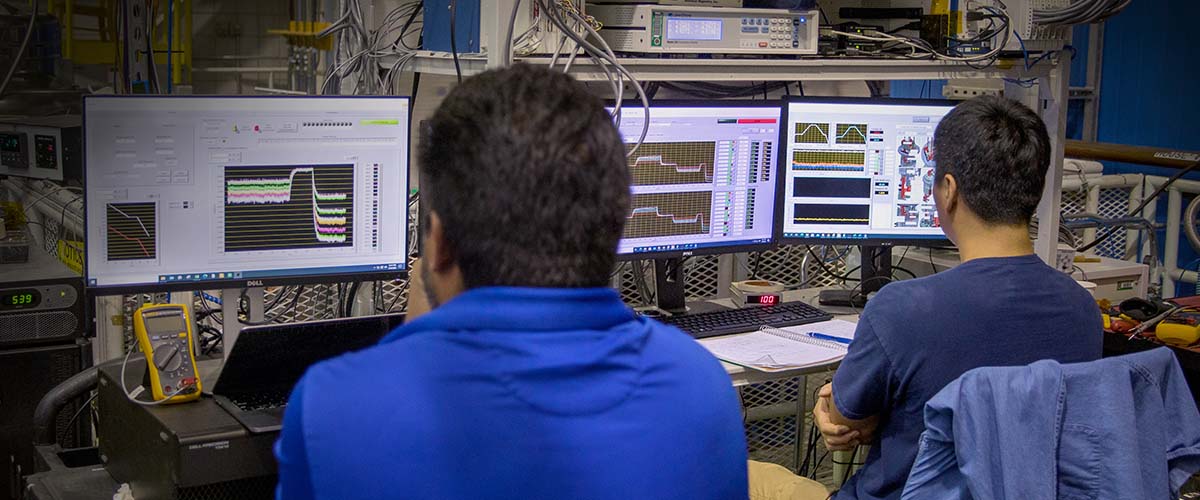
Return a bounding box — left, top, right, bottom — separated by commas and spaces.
404, 51, 1051, 82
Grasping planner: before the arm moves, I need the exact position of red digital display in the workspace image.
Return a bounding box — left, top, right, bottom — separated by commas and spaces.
744, 294, 780, 306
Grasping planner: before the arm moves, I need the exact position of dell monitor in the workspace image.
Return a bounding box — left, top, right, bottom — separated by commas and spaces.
780, 96, 958, 298
610, 101, 783, 311
83, 96, 410, 295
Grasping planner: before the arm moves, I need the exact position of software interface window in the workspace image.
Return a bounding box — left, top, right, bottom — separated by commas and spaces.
783, 101, 955, 241
84, 97, 410, 289
612, 106, 780, 255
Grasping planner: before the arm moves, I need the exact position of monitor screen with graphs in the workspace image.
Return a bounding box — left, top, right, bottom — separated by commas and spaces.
83, 96, 410, 293
780, 97, 957, 245
610, 103, 782, 258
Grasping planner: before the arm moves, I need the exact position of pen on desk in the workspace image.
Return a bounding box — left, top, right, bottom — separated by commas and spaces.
806, 332, 853, 345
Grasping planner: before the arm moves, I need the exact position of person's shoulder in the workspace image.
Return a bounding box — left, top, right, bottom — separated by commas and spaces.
643, 319, 732, 376
1022, 263, 1099, 310
300, 330, 448, 396
864, 274, 946, 319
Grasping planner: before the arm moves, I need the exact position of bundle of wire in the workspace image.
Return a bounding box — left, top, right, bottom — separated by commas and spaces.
531, 0, 650, 157
1033, 0, 1131, 26
320, 0, 423, 95
828, 4, 1010, 67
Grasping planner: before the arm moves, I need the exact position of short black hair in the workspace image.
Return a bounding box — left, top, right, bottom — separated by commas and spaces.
419, 64, 630, 288
933, 96, 1051, 225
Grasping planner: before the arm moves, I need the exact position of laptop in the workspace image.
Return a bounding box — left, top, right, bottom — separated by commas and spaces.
212, 313, 405, 433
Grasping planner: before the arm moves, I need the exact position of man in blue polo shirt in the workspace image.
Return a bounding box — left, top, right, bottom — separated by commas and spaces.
814, 96, 1103, 500
274, 64, 749, 500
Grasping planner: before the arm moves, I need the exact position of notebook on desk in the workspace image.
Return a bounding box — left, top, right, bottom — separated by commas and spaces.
699, 319, 857, 373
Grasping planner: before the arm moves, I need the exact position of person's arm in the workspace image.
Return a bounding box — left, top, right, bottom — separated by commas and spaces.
275, 378, 316, 500
814, 314, 892, 451
814, 383, 880, 451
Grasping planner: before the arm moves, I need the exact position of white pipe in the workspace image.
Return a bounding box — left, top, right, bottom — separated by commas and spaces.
1060, 173, 1141, 191
1165, 189, 1182, 296
1083, 184, 1099, 243
1140, 179, 1156, 263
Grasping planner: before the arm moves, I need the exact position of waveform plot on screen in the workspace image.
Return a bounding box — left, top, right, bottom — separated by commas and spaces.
792, 150, 866, 173
627, 142, 718, 186
224, 164, 354, 252
624, 191, 713, 239
794, 122, 830, 144
106, 202, 157, 261
793, 203, 870, 225
835, 124, 868, 145
793, 177, 872, 199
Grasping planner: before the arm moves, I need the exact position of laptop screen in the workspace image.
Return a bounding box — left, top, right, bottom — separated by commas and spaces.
213, 313, 405, 396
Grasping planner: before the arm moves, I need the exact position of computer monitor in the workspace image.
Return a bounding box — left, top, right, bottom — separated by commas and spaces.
609, 101, 783, 313
83, 96, 410, 295
779, 96, 958, 246
610, 101, 782, 259
779, 96, 958, 300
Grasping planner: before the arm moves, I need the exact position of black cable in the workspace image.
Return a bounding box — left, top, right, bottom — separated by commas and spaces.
396, 2, 423, 50
448, 0, 463, 83
59, 392, 96, 447
806, 246, 860, 282
343, 281, 361, 317
839, 447, 860, 484
892, 266, 917, 280
1076, 159, 1200, 253
750, 252, 762, 280
58, 197, 82, 240
237, 285, 303, 326
929, 247, 938, 274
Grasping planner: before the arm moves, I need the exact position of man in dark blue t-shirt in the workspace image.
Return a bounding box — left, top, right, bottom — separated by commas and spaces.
814, 96, 1103, 500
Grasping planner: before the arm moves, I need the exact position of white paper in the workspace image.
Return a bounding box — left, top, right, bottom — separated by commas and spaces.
699, 318, 857, 372
775, 319, 858, 340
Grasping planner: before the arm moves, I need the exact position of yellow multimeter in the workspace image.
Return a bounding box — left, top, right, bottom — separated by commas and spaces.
133, 304, 202, 403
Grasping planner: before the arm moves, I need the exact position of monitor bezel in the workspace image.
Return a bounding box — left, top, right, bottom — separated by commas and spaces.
82, 94, 412, 296
776, 95, 957, 248
608, 99, 786, 261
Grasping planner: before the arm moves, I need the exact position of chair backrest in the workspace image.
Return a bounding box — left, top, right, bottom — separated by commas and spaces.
902, 347, 1200, 500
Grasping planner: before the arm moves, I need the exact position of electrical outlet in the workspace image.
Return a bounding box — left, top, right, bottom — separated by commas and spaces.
942, 80, 1004, 100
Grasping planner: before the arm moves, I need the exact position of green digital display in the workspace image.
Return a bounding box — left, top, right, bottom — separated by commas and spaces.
0, 289, 41, 311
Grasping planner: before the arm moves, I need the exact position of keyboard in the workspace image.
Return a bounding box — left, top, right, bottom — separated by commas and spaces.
229, 388, 292, 412
659, 301, 834, 339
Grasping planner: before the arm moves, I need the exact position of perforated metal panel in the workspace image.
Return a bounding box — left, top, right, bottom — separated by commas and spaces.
740, 374, 838, 485
754, 245, 852, 288
684, 255, 722, 300
1096, 187, 1134, 259
0, 311, 78, 343
1061, 190, 1087, 218
743, 378, 803, 469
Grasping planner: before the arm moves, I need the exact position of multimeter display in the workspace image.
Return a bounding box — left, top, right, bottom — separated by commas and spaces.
144, 313, 185, 333
0, 289, 40, 311
134, 304, 202, 403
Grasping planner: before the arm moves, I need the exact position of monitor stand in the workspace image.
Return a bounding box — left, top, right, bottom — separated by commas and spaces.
818, 245, 892, 308
654, 258, 688, 314
649, 258, 731, 317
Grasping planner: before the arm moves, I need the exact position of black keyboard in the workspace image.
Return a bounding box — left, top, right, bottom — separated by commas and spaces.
229, 388, 292, 412
659, 301, 834, 339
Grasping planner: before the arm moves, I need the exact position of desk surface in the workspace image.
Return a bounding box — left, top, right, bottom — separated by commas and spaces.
709, 288, 859, 387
